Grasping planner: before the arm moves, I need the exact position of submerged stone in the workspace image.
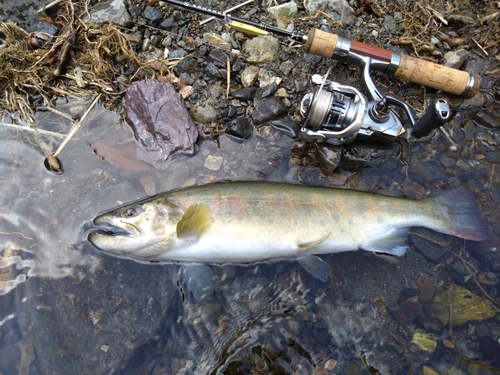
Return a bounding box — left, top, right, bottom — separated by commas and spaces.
416, 276, 435, 303
315, 143, 342, 175
225, 117, 252, 140
125, 80, 198, 170
434, 286, 500, 326
417, 303, 448, 332
409, 328, 437, 353
389, 300, 422, 326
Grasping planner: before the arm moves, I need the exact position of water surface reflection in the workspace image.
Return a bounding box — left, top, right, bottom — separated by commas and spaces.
0, 98, 499, 374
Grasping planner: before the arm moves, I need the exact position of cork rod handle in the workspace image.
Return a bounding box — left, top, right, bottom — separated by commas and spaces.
304, 29, 479, 98
394, 55, 479, 98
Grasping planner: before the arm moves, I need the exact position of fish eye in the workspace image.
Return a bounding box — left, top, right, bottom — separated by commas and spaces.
122, 207, 137, 218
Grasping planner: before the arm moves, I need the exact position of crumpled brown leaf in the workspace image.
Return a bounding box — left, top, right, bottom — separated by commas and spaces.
125, 79, 198, 169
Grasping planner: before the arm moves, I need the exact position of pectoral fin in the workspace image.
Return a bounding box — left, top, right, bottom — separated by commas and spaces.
297, 232, 331, 253
298, 255, 330, 282
177, 203, 212, 240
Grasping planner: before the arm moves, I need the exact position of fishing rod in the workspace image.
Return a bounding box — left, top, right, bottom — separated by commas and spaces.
164, 0, 479, 98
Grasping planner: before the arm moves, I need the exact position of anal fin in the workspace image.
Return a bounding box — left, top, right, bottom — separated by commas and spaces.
298, 255, 330, 282
361, 227, 409, 256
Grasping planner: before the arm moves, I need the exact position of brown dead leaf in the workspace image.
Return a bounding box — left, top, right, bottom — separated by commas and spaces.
90, 141, 150, 171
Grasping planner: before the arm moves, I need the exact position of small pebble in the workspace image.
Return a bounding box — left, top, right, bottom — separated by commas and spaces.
203, 155, 223, 171
324, 359, 337, 371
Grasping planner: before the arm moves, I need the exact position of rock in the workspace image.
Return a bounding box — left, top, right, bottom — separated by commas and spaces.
383, 15, 399, 33
225, 117, 252, 140
207, 49, 229, 68
256, 82, 278, 100
35, 21, 59, 36
168, 48, 186, 59
443, 49, 468, 69
143, 5, 163, 24
409, 328, 437, 353
315, 143, 342, 174
251, 97, 288, 125
434, 286, 499, 326
258, 68, 282, 87
270, 117, 299, 138
274, 88, 289, 98
173, 56, 198, 76
190, 104, 217, 124
242, 35, 280, 63
303, 0, 354, 25
417, 303, 448, 332
408, 228, 452, 263
440, 155, 456, 168
479, 335, 500, 366
125, 80, 198, 170
473, 110, 500, 129
389, 300, 422, 326
90, 0, 132, 27
159, 15, 175, 29
241, 65, 260, 87
256, 125, 275, 140
231, 87, 257, 101
423, 366, 440, 375
295, 74, 309, 93
267, 2, 298, 30
324, 359, 337, 371
416, 276, 435, 303
205, 62, 221, 79
203, 33, 231, 52
279, 60, 294, 75
203, 155, 223, 171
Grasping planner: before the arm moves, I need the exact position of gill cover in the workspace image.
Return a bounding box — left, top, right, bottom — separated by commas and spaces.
89, 197, 185, 260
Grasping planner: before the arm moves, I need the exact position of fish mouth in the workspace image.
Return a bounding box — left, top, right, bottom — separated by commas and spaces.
92, 224, 132, 237
91, 217, 141, 237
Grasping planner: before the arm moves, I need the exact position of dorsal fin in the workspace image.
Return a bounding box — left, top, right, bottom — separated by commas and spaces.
177, 203, 212, 239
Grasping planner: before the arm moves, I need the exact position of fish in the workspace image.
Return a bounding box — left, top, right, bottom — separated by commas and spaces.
88, 182, 490, 283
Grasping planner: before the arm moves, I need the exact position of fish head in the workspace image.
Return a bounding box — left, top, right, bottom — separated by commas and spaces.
88, 198, 183, 260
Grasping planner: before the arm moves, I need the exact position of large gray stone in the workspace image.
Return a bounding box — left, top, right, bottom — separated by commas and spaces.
90, 0, 132, 28
125, 80, 199, 170
242, 36, 280, 63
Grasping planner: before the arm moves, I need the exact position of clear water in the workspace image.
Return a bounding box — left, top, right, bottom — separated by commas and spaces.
0, 96, 499, 374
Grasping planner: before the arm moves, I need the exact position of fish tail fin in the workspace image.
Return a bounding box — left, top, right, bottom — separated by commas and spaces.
430, 187, 490, 241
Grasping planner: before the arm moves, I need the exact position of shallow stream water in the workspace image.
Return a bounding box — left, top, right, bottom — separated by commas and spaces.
0, 92, 499, 374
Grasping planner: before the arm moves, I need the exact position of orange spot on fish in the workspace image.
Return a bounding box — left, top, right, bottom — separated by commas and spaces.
337, 202, 348, 212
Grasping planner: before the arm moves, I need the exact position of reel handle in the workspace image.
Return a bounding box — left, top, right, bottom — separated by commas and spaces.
304, 29, 479, 98
412, 99, 453, 138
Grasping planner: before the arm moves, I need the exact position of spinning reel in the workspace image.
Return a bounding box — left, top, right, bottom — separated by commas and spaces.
299, 54, 453, 145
